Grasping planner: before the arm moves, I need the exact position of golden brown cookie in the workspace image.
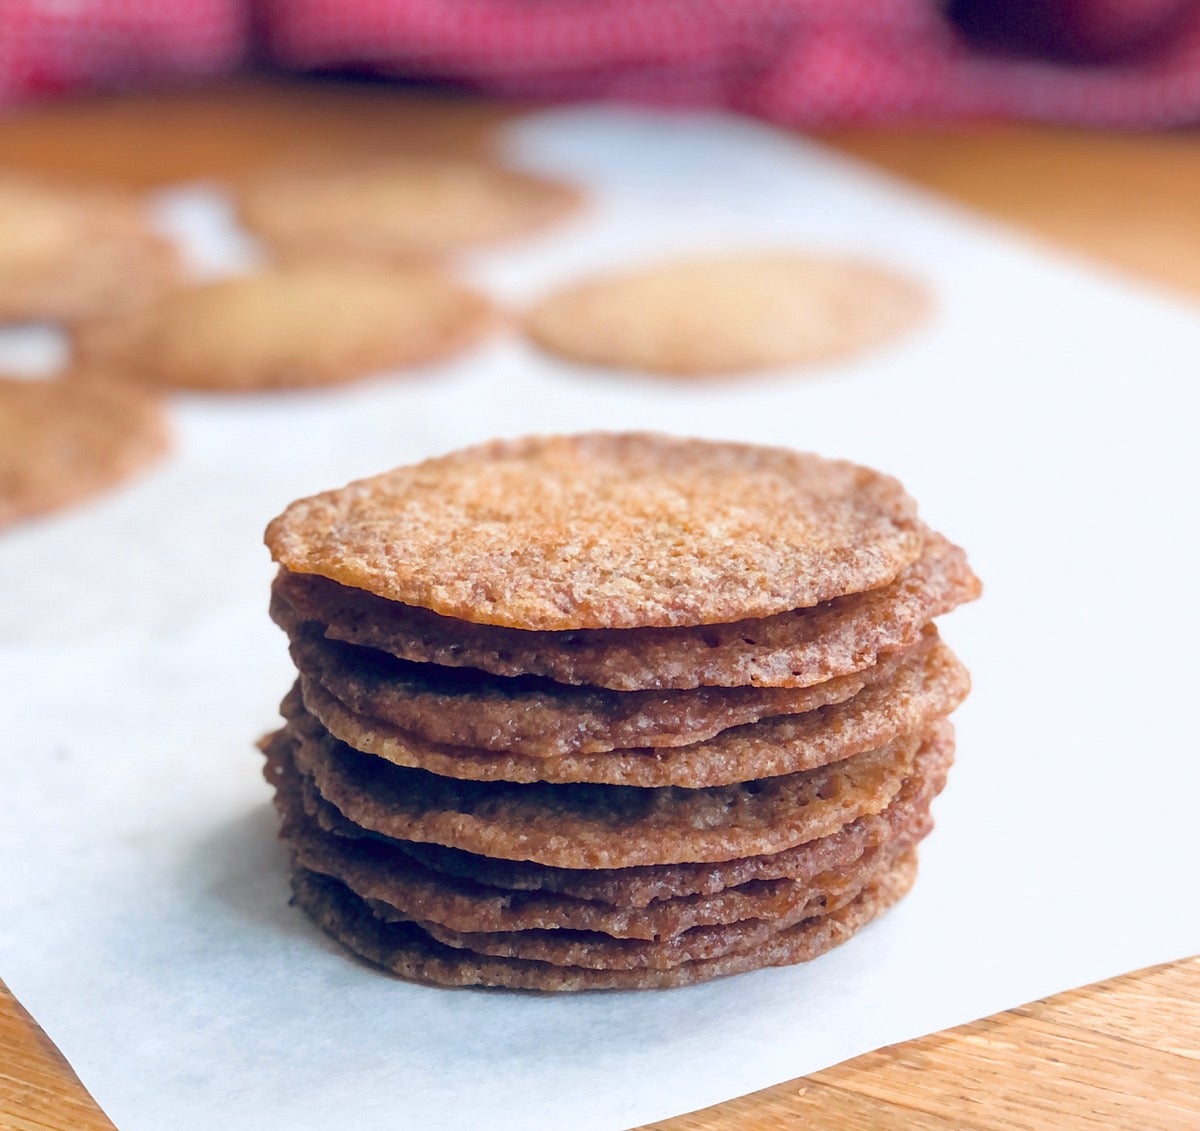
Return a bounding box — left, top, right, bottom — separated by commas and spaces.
284, 720, 929, 869
261, 431, 974, 990
289, 851, 916, 990
288, 629, 895, 759
75, 264, 496, 392
270, 530, 980, 690
524, 253, 929, 377
274, 747, 932, 941
296, 818, 927, 944
0, 176, 179, 324
288, 632, 967, 787
265, 433, 923, 630
405, 843, 912, 970
390, 868, 870, 965
0, 374, 169, 528
263, 721, 952, 910
239, 155, 581, 261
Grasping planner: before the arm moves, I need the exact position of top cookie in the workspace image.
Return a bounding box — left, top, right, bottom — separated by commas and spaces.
239, 156, 581, 260
265, 433, 923, 630
0, 175, 178, 324
524, 254, 928, 376
269, 530, 979, 690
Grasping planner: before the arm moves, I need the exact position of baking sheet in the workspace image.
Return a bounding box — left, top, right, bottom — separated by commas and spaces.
2, 106, 1198, 1130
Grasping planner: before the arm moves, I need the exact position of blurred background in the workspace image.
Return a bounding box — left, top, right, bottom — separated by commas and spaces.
4, 5, 1200, 1130
4, 0, 1200, 125
2, 0, 1200, 296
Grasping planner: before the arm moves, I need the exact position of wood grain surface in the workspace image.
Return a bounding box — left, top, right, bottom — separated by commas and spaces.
1, 81, 1198, 1130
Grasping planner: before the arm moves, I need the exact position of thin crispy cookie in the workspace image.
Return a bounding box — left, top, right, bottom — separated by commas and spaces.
523, 254, 928, 377
290, 632, 966, 786
0, 375, 169, 528
408, 843, 913, 970
289, 629, 893, 758
278, 748, 931, 941
264, 433, 923, 630
261, 722, 953, 909
285, 720, 927, 868
76, 264, 496, 392
290, 853, 917, 990
270, 530, 979, 690
240, 155, 581, 260
0, 175, 179, 324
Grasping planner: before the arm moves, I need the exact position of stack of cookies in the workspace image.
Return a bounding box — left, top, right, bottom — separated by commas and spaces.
261, 433, 979, 990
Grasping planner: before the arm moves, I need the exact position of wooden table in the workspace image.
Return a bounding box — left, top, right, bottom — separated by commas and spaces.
2, 81, 1198, 1130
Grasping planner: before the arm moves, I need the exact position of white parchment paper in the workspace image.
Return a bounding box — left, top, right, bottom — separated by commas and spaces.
2, 107, 1198, 1131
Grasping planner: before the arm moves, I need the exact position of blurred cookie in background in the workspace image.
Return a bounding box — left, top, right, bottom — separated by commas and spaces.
238, 155, 582, 262
524, 253, 929, 378
74, 263, 498, 392
0, 372, 169, 528
0, 175, 180, 324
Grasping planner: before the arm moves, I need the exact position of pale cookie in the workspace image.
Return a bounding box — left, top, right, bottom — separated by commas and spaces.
0, 374, 169, 528
288, 629, 891, 757
76, 264, 496, 392
284, 720, 928, 868
523, 254, 929, 376
239, 155, 581, 260
0, 176, 179, 324
265, 433, 923, 629
289, 851, 916, 990
262, 722, 953, 909
270, 530, 980, 690
289, 632, 967, 787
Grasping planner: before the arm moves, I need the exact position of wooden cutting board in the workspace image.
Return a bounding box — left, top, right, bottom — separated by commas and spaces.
1, 81, 1198, 1130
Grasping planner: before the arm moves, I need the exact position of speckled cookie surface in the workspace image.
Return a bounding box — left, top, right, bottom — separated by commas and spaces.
284, 719, 928, 868
523, 254, 929, 376
290, 853, 916, 990
271, 530, 979, 691
0, 176, 179, 324
262, 428, 972, 989
274, 740, 930, 941
291, 810, 927, 943
290, 632, 965, 786
0, 375, 169, 528
270, 533, 974, 701
264, 723, 952, 909
265, 433, 923, 630
76, 264, 495, 392
411, 845, 912, 971
240, 156, 581, 259
288, 630, 889, 758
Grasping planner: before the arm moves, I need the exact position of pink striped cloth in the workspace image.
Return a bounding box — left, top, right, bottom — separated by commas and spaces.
0, 0, 247, 104
3, 0, 1200, 126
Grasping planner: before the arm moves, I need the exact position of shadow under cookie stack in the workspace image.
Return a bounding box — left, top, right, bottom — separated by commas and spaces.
261, 433, 979, 991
